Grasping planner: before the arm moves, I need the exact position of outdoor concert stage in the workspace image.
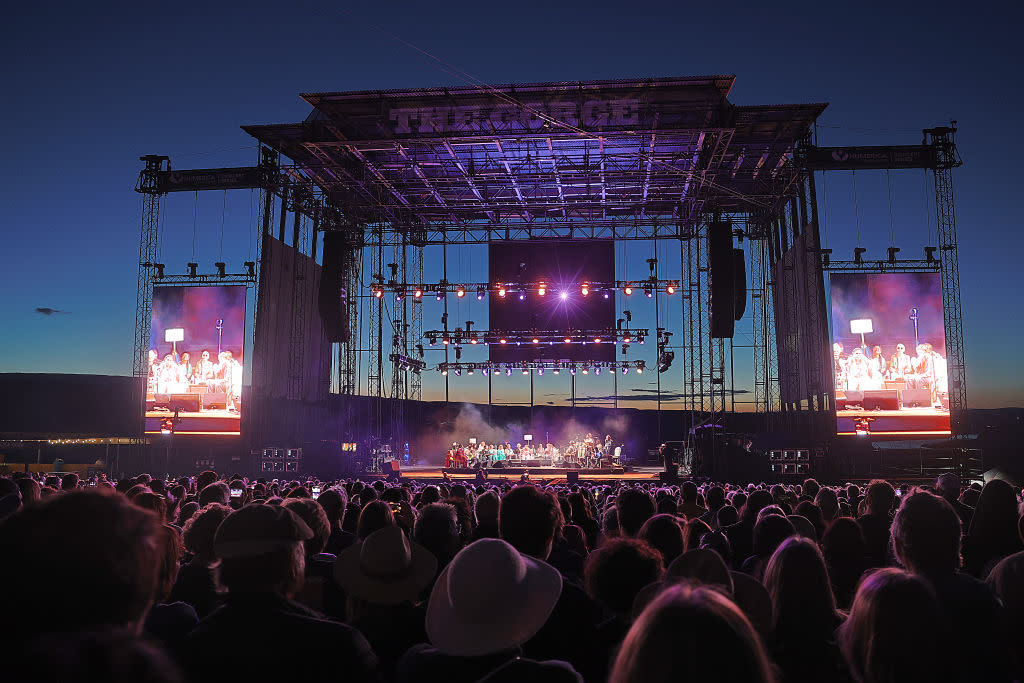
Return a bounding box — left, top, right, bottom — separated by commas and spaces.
402, 464, 663, 483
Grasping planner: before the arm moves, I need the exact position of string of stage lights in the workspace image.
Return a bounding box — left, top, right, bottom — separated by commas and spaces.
438, 360, 647, 377
421, 328, 650, 347
370, 278, 680, 300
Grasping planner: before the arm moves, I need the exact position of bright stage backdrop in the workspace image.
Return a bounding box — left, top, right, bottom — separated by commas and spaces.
829, 272, 949, 435
148, 285, 246, 434
488, 239, 616, 363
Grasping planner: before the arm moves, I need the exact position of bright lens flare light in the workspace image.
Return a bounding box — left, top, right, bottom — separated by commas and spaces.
538, 282, 546, 296
559, 291, 568, 301
581, 282, 589, 296
624, 285, 633, 295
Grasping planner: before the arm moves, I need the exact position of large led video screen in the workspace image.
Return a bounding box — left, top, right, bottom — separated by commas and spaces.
146, 285, 246, 435
829, 272, 949, 436
489, 240, 615, 363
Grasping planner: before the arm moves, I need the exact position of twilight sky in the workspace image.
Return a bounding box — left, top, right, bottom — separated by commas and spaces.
2, 0, 1021, 409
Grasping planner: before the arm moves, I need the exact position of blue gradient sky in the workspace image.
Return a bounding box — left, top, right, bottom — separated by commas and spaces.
2, 0, 1021, 409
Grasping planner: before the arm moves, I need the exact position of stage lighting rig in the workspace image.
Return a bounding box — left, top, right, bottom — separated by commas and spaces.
498, 284, 506, 298
887, 247, 901, 263
477, 286, 486, 300
924, 246, 937, 262
154, 263, 165, 278
853, 247, 867, 265
820, 249, 832, 269
624, 284, 633, 295
456, 286, 466, 298
244, 261, 255, 277
538, 281, 547, 296
187, 262, 198, 278
215, 262, 226, 278
658, 351, 675, 373
581, 282, 589, 296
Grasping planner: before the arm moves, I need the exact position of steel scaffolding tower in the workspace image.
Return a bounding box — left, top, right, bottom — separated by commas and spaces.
927, 126, 966, 435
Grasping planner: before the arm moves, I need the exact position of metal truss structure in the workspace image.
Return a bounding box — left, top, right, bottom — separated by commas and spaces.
135, 77, 967, 460
242, 76, 825, 447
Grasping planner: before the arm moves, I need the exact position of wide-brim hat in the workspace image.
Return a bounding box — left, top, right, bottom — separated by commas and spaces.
333, 526, 437, 605
426, 538, 562, 657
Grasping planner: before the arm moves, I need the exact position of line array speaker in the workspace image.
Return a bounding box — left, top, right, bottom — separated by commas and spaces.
708, 221, 735, 338
318, 232, 351, 343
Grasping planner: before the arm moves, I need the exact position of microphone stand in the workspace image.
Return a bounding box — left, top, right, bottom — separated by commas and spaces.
909, 308, 919, 349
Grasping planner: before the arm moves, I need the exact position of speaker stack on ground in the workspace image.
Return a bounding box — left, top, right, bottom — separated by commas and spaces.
258, 447, 302, 474
768, 449, 810, 477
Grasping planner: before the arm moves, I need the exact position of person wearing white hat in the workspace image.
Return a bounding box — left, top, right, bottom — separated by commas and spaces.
395, 538, 581, 683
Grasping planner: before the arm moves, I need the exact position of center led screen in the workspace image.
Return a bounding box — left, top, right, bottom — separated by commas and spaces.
489, 240, 615, 363
146, 285, 246, 436
829, 272, 950, 436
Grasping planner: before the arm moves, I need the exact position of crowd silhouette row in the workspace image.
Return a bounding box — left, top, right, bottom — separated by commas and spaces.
0, 469, 1022, 683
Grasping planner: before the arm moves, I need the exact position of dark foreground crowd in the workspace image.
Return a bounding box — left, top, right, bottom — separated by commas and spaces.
0, 470, 1022, 683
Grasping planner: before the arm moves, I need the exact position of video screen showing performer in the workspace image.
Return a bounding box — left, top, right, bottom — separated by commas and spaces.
829, 273, 950, 436
443, 433, 623, 470
146, 285, 246, 435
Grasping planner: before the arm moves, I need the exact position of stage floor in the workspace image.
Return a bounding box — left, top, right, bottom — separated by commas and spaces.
401, 464, 664, 482
837, 405, 950, 436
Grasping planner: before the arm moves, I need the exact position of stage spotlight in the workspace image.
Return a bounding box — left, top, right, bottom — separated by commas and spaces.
538, 367, 544, 376
538, 282, 547, 296
522, 368, 529, 375
594, 337, 601, 343
470, 336, 478, 345
467, 368, 474, 375
553, 368, 560, 375
887, 246, 901, 263
436, 292, 444, 301
455, 346, 462, 360
215, 262, 226, 278
624, 285, 633, 295
442, 337, 450, 345
637, 335, 645, 344
187, 262, 198, 278
570, 367, 576, 376
658, 351, 675, 373
582, 366, 589, 375
559, 291, 568, 301
416, 344, 424, 357
373, 287, 384, 298
603, 290, 610, 299
456, 286, 465, 298
506, 367, 512, 376
595, 366, 601, 376
644, 284, 653, 298
581, 282, 589, 296
666, 281, 676, 294
427, 334, 437, 345
441, 368, 448, 376
564, 336, 572, 343
924, 246, 937, 262
454, 369, 461, 376
623, 336, 631, 343
498, 285, 506, 298
481, 368, 488, 376
532, 337, 539, 344
622, 366, 629, 375
519, 292, 526, 301
395, 293, 404, 301
414, 288, 423, 299
155, 263, 165, 278
854, 247, 867, 264
477, 287, 486, 300
636, 364, 644, 374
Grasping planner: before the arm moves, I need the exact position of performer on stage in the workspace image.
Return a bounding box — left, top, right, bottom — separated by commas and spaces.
194, 350, 216, 384
889, 343, 913, 380
179, 352, 194, 385
844, 347, 872, 392
833, 343, 847, 391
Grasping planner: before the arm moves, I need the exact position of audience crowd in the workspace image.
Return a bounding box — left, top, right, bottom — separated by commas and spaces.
0, 468, 1022, 682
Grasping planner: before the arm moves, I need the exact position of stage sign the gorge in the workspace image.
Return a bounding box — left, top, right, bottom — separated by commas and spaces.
146, 285, 246, 436
829, 272, 950, 437
489, 240, 615, 363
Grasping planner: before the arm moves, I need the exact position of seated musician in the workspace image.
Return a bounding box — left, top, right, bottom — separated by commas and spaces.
445, 445, 457, 469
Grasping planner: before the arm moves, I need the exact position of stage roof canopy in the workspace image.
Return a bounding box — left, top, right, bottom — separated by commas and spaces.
243, 76, 826, 233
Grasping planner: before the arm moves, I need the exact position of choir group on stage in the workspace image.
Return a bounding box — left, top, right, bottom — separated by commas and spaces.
833, 341, 947, 409
445, 433, 619, 469
147, 348, 243, 413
